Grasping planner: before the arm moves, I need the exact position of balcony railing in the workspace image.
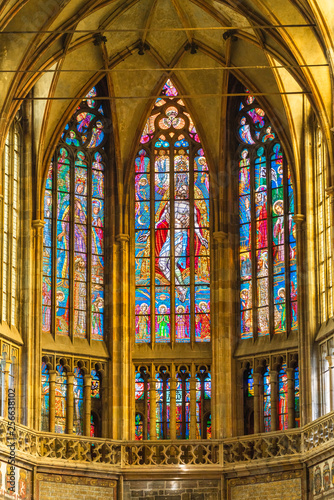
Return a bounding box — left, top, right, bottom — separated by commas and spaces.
0, 412, 333, 469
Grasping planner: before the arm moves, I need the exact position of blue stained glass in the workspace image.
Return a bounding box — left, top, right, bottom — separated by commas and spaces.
76, 112, 95, 133
240, 281, 252, 310
155, 286, 171, 314
239, 168, 250, 195
43, 247, 52, 276
239, 195, 251, 224
194, 155, 208, 171
240, 252, 252, 280
46, 165, 53, 190
195, 286, 210, 313
175, 138, 189, 147
92, 170, 104, 199
87, 121, 104, 148
135, 174, 150, 200
135, 287, 151, 313
240, 223, 251, 252
57, 249, 69, 278
271, 157, 283, 188
273, 275, 286, 303
91, 287, 104, 313
44, 190, 52, 219
92, 198, 104, 226
155, 137, 169, 147
239, 117, 255, 144
255, 149, 267, 190
57, 192, 70, 221
135, 258, 150, 286
43, 218, 52, 247
290, 242, 296, 272
247, 108, 265, 127
194, 172, 209, 199
155, 174, 169, 201
289, 215, 296, 242
135, 230, 150, 257
288, 183, 294, 213
135, 202, 150, 229
135, 153, 150, 173
57, 221, 70, 250
263, 368, 271, 432
175, 286, 190, 313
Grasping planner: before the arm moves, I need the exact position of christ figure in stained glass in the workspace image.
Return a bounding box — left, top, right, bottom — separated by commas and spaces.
138, 178, 208, 303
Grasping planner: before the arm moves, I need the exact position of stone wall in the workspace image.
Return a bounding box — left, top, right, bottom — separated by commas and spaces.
123, 479, 221, 500
228, 471, 302, 500
36, 473, 116, 500
311, 457, 334, 499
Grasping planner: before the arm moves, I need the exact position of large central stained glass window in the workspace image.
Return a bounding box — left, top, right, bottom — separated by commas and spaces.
135, 80, 210, 344
43, 86, 106, 341
237, 92, 297, 339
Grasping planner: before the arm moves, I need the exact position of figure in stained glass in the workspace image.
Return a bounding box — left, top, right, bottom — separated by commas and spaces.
43, 85, 106, 341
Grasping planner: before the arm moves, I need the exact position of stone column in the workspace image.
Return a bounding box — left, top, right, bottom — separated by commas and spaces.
326, 356, 334, 412
101, 374, 108, 438
84, 374, 92, 436
2, 360, 11, 420
66, 372, 74, 434
190, 376, 197, 440
270, 370, 278, 432
149, 377, 157, 440
253, 372, 261, 434
48, 370, 56, 433
286, 368, 295, 429
212, 231, 233, 438
169, 376, 176, 440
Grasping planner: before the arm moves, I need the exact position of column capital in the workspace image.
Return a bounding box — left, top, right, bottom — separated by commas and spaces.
269, 370, 278, 382
66, 372, 74, 383
286, 367, 295, 378
213, 231, 228, 243
32, 219, 45, 229
293, 214, 305, 225
84, 374, 92, 386
115, 233, 130, 243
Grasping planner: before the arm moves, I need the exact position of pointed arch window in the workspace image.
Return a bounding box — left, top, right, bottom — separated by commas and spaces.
135, 80, 210, 344
43, 86, 106, 341
237, 92, 297, 339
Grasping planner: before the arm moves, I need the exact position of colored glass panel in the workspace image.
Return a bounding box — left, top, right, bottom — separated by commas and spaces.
73, 367, 84, 435
263, 368, 271, 432
278, 367, 288, 430
135, 80, 210, 343
41, 362, 50, 431
294, 367, 300, 427
238, 93, 297, 339
43, 86, 105, 340
55, 365, 67, 434
91, 369, 100, 398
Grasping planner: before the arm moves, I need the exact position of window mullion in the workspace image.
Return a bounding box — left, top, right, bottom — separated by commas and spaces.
52, 155, 57, 339
69, 152, 75, 342
283, 157, 291, 338
267, 148, 274, 339
170, 147, 175, 347
189, 146, 195, 348
250, 151, 257, 340
87, 154, 92, 344
150, 147, 155, 348
7, 129, 14, 326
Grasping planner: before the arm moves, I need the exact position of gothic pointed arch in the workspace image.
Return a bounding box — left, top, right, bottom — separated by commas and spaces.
134, 79, 210, 345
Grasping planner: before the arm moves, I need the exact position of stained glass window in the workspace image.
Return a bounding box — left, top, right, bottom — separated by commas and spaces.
91, 369, 100, 398
43, 86, 106, 340
73, 367, 84, 435
135, 413, 144, 440
244, 368, 254, 435
263, 367, 271, 432
135, 369, 150, 439
237, 92, 297, 339
176, 369, 190, 439
278, 366, 288, 430
41, 362, 50, 431
135, 80, 210, 344
294, 366, 300, 427
55, 364, 67, 433
196, 370, 211, 438
156, 370, 170, 439
2, 122, 20, 326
